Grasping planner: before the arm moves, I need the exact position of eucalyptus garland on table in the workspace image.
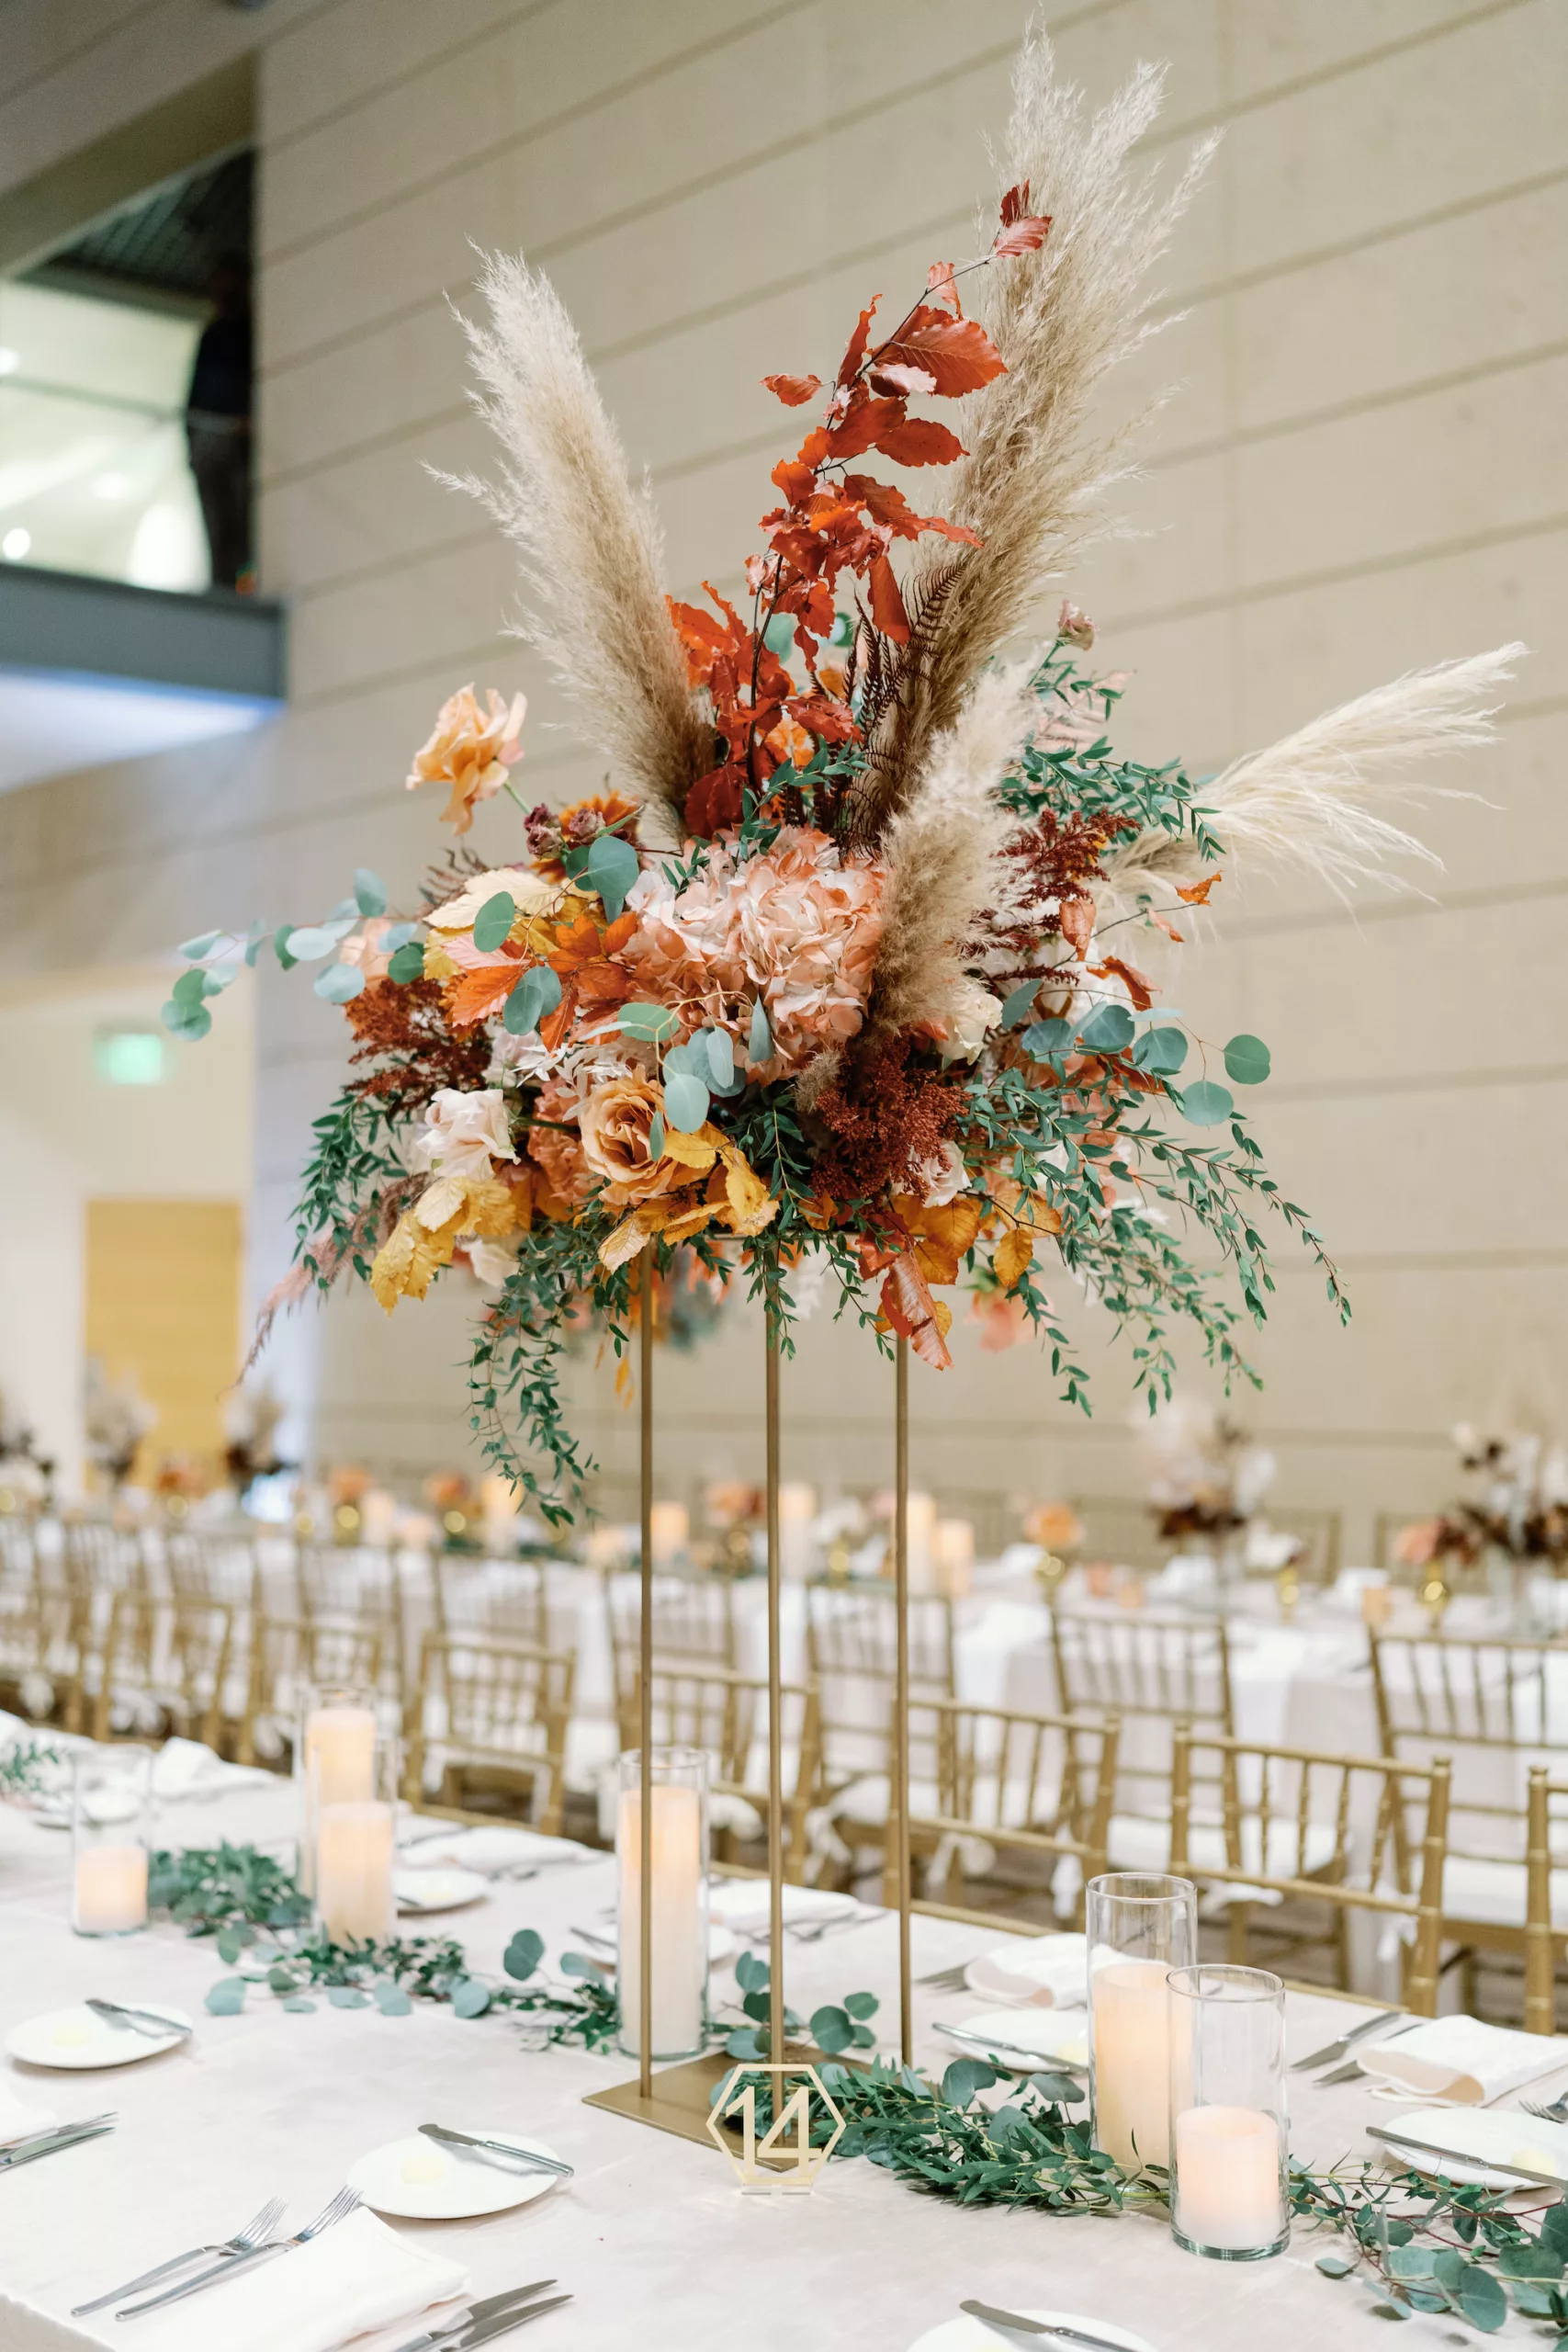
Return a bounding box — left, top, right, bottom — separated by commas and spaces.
149, 1844, 617, 2050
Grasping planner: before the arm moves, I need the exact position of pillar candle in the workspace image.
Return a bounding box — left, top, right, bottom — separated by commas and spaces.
304, 1704, 377, 1807
779, 1483, 817, 1581
934, 1517, 975, 1597
1174, 2105, 1283, 2250
1093, 1958, 1174, 2166
359, 1488, 398, 1546
617, 1782, 705, 2058
316, 1800, 395, 1942
73, 1844, 148, 1935
649, 1500, 689, 1566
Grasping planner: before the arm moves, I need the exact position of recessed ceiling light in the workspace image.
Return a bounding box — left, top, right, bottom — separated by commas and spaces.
1, 526, 29, 560
92, 471, 129, 501
0, 348, 19, 376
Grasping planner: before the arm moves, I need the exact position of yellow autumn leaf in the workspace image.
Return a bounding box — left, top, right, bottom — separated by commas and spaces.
462, 1176, 519, 1238
369, 1208, 457, 1311
414, 1174, 468, 1232
994, 1226, 1035, 1293
599, 1211, 656, 1271
662, 1125, 719, 1174
714, 1138, 778, 1237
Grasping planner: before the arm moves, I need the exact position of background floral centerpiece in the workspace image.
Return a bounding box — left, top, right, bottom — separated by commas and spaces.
165, 41, 1520, 1522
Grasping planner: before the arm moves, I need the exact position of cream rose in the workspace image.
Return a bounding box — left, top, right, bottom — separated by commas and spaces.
411, 1087, 517, 1181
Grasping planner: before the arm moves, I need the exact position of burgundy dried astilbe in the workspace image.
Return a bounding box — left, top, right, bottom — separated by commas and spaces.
811, 1034, 966, 1203
344, 978, 492, 1110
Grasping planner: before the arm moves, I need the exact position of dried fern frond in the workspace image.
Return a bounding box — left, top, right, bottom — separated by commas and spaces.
867, 663, 1037, 1040
439, 253, 708, 841
1100, 643, 1528, 916
854, 36, 1215, 843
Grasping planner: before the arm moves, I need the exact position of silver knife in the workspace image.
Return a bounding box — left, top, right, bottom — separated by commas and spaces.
1291, 2008, 1403, 2071
0, 2117, 117, 2171
959, 2302, 1139, 2350
86, 1997, 188, 2040
388, 2280, 558, 2352
446, 2296, 571, 2350
1366, 2124, 1568, 2189
418, 2124, 574, 2177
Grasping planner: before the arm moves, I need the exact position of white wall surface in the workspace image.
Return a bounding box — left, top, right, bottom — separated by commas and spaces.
0, 0, 1562, 1547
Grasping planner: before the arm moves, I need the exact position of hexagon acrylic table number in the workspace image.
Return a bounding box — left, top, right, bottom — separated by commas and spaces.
706, 2063, 844, 2193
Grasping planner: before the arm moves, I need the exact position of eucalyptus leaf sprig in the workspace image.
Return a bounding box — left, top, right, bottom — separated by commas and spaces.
1293, 2158, 1568, 2337
0, 1739, 63, 1801
720, 1950, 880, 2062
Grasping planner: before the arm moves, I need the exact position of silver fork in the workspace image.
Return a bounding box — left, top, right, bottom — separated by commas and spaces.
917, 1963, 971, 1992
72, 2196, 285, 2315
1520, 2092, 1568, 2124
117, 2188, 360, 2317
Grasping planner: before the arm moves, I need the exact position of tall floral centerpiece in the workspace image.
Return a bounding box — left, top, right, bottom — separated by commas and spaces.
164, 37, 1521, 2090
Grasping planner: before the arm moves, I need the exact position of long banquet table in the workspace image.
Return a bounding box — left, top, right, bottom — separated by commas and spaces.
2, 1774, 1559, 2351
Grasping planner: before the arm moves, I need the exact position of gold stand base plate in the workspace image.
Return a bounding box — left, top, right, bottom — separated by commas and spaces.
583, 2049, 738, 2148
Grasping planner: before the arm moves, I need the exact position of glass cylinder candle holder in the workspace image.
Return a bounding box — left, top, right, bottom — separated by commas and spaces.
73, 1745, 153, 1937
310, 1722, 398, 1946
297, 1684, 378, 1894
1168, 1964, 1289, 2260
1087, 1871, 1197, 2170
617, 1747, 709, 2062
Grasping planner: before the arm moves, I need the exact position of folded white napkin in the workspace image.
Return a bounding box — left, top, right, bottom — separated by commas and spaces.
85, 2207, 468, 2352
0, 2079, 57, 2147
398, 1823, 593, 1872
708, 1880, 865, 1931
1359, 2015, 1568, 2106
973, 1933, 1116, 2007
152, 1739, 270, 1801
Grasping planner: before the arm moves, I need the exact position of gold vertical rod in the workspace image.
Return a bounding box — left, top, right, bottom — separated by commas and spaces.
765, 1315, 784, 2067
638, 1252, 655, 2098
894, 1335, 912, 2064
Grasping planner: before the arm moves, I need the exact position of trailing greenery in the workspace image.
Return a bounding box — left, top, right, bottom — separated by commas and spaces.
1293, 2158, 1568, 2337
0, 1739, 62, 1801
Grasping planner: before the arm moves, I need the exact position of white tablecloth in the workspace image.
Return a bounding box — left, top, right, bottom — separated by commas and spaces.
2, 1773, 1558, 2351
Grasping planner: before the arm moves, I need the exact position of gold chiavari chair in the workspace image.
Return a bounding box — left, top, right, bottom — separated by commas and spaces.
1170, 1725, 1452, 2013
801, 1588, 955, 1888
436, 1555, 552, 1647
1051, 1609, 1233, 1869
407, 1632, 574, 1834
605, 1570, 737, 1718
904, 1698, 1119, 1928
90, 1589, 236, 1752
1370, 1627, 1567, 2007
629, 1661, 820, 1874
61, 1519, 146, 1729
296, 1541, 407, 1711
243, 1614, 385, 1768
0, 1519, 74, 1724
1524, 1767, 1568, 2033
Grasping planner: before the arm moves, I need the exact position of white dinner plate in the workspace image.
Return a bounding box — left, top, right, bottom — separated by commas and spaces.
348, 2128, 567, 2220
394, 1867, 491, 1916
6, 2002, 192, 2070
908, 2307, 1155, 2351
1377, 2104, 1568, 2192
935, 2008, 1089, 2070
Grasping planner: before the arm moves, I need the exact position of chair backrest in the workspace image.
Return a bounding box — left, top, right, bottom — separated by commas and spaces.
633, 1660, 818, 1797
605, 1570, 736, 1698
411, 1632, 575, 1831
806, 1587, 955, 1785
1524, 1767, 1568, 2033
1369, 1629, 1562, 1857
437, 1557, 552, 1647
95, 1589, 234, 1749
905, 1697, 1119, 1925
165, 1529, 259, 1611
248, 1613, 384, 1750
1052, 1609, 1234, 1730
1170, 1724, 1452, 2015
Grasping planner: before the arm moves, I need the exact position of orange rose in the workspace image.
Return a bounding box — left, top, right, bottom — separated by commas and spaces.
406, 684, 525, 833
578, 1076, 708, 1207
1024, 1501, 1085, 1552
